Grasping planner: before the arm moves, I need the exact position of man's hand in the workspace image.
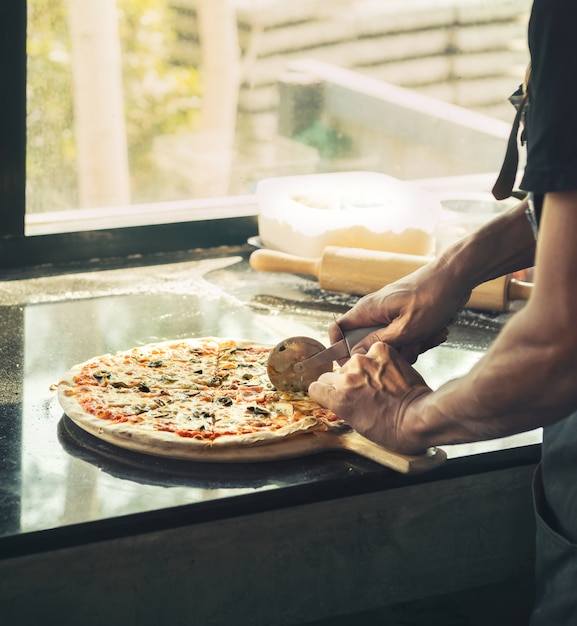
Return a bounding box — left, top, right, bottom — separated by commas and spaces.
309, 342, 432, 454
329, 259, 470, 363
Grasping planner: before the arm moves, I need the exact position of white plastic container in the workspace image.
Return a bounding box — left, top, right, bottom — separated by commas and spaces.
256, 171, 442, 258
434, 191, 517, 255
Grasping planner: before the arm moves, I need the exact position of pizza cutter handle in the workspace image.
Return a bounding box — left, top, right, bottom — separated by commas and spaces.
295, 324, 384, 374
341, 325, 383, 352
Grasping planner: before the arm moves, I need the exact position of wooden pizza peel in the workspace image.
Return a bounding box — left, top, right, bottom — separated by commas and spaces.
183, 428, 446, 474
68, 414, 446, 474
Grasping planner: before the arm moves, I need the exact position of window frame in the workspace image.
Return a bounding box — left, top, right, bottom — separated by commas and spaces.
0, 0, 257, 272
1, 0, 26, 241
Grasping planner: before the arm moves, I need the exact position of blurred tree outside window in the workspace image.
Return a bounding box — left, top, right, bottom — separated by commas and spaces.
27, 0, 201, 213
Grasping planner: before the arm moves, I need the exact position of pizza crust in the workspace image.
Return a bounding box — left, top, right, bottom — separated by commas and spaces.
57, 405, 347, 462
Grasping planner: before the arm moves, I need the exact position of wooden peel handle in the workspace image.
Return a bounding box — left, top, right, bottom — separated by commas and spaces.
336, 430, 447, 474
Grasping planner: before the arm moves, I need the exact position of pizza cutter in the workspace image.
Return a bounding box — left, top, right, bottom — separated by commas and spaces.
267, 325, 382, 392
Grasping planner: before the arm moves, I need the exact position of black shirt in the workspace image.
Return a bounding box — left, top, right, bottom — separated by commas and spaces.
520, 0, 577, 194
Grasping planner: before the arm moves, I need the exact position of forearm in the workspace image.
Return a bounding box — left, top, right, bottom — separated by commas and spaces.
405, 192, 577, 450
409, 306, 577, 449
435, 196, 536, 292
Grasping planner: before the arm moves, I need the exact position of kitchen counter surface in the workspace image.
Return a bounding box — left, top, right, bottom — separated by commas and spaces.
0, 245, 539, 553
0, 246, 541, 625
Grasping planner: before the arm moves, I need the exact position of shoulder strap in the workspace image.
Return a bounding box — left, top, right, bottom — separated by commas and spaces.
492, 91, 529, 200
492, 65, 531, 200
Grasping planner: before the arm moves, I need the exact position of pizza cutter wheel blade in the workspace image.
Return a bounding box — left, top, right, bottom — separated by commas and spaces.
267, 326, 383, 392
267, 336, 333, 392
267, 326, 381, 391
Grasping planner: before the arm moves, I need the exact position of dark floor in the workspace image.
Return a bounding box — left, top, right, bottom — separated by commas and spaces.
303, 576, 535, 626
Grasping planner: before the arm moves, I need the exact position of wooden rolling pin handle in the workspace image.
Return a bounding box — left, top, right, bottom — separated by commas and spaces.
507, 277, 533, 301
249, 248, 321, 277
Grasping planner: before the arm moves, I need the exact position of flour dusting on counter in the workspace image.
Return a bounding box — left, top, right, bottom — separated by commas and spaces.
0, 256, 243, 306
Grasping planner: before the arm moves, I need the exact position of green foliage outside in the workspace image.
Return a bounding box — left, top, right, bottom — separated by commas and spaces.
294, 121, 353, 161
27, 0, 201, 212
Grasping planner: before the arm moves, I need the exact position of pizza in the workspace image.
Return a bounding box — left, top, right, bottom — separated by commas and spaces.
54, 337, 347, 461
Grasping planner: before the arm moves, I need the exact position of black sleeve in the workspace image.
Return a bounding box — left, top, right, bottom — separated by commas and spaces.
520, 0, 577, 193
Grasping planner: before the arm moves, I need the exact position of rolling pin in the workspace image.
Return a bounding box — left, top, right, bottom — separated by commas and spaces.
249, 246, 533, 312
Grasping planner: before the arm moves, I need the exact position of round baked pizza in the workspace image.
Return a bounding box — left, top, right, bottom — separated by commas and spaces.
54, 337, 347, 462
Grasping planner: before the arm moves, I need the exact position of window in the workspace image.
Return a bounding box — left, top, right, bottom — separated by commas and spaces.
1, 0, 530, 270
